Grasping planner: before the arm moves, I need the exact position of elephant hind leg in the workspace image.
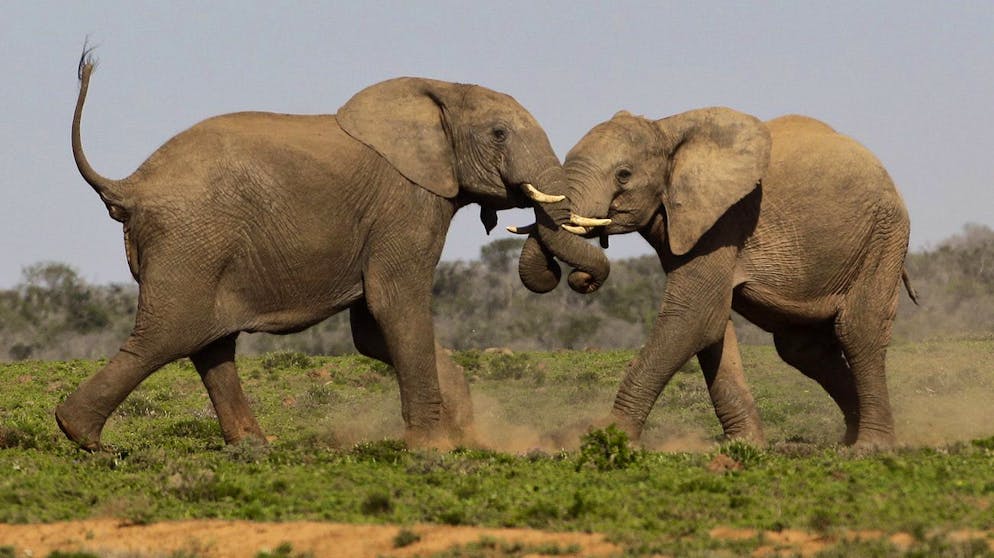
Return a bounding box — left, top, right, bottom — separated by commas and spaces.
56, 336, 178, 451
833, 291, 899, 449
57, 283, 228, 451
349, 300, 392, 365
190, 334, 265, 445
773, 324, 860, 445
697, 319, 765, 445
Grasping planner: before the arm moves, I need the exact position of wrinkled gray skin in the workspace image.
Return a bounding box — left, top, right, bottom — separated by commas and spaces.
550, 109, 914, 449
57, 54, 602, 451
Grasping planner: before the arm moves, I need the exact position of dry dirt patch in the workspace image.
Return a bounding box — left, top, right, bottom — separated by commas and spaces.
709, 526, 994, 557
0, 519, 620, 557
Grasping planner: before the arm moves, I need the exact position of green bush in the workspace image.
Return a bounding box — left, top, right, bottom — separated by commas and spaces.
486, 352, 532, 380
256, 542, 311, 558
360, 490, 393, 515
261, 351, 313, 371
576, 425, 642, 471
393, 528, 421, 548
351, 439, 408, 464
718, 440, 766, 469
451, 349, 482, 373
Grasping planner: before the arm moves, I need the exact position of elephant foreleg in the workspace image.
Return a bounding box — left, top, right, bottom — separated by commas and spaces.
433, 343, 475, 445
190, 334, 266, 445
696, 319, 765, 445
356, 276, 465, 448
351, 299, 474, 445
611, 299, 732, 440
610, 248, 739, 441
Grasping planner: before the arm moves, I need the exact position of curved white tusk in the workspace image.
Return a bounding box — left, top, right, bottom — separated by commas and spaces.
561, 224, 591, 235
506, 224, 537, 235
570, 213, 613, 227
522, 183, 566, 203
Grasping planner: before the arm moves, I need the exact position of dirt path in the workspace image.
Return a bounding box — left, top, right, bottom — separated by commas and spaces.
6, 519, 994, 557
0, 519, 620, 557
709, 526, 994, 556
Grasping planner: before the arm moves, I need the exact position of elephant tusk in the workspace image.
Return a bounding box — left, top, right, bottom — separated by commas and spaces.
506, 224, 537, 235
522, 183, 566, 203
570, 213, 612, 227
562, 224, 591, 235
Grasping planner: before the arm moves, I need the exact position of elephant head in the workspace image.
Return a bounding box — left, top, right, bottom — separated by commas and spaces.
336, 78, 610, 293
557, 108, 771, 259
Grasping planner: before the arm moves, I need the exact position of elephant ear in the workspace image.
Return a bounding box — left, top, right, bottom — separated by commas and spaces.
657, 107, 771, 256
337, 77, 459, 198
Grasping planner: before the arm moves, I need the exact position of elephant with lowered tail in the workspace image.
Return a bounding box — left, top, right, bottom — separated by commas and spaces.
57, 48, 608, 451
523, 108, 917, 450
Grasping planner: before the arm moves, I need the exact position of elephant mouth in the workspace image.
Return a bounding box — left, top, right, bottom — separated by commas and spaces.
500, 181, 565, 210
503, 182, 567, 234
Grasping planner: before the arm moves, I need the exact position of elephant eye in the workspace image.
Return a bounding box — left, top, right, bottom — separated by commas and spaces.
616, 168, 632, 184
491, 126, 508, 143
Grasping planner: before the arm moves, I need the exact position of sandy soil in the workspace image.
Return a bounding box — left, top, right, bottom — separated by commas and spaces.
0, 519, 620, 557
4, 520, 994, 557
709, 526, 994, 556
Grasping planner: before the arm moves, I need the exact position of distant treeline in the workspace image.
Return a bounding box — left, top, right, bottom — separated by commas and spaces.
2, 224, 992, 361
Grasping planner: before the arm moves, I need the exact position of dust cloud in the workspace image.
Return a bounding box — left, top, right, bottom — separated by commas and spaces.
309, 350, 994, 453
892, 385, 994, 447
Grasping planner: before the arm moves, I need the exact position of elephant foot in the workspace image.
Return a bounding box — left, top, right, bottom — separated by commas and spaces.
596, 412, 643, 443
850, 432, 896, 453
447, 422, 480, 449
723, 426, 766, 447
440, 402, 477, 448
221, 426, 269, 447
216, 414, 268, 447
840, 420, 860, 446
54, 403, 107, 452
403, 425, 456, 451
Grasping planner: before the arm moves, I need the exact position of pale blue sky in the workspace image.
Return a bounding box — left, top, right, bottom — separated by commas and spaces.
2, 2, 991, 287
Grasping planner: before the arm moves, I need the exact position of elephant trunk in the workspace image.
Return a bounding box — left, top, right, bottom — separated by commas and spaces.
518, 168, 611, 294
533, 197, 610, 293
513, 158, 610, 294
517, 234, 562, 293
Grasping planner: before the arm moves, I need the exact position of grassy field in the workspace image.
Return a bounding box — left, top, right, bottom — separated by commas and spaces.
2, 339, 994, 556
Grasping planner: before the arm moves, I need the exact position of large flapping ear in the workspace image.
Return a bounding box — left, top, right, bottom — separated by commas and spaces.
337, 77, 459, 198
657, 107, 771, 256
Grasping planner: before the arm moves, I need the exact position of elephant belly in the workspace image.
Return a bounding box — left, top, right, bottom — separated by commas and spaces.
237, 283, 364, 335
215, 244, 366, 335
732, 282, 841, 332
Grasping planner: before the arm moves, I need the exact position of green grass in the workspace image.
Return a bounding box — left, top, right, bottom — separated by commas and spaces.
2, 341, 994, 556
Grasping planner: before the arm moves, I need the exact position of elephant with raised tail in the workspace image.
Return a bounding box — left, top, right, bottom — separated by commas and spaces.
522, 108, 916, 450
56, 49, 609, 451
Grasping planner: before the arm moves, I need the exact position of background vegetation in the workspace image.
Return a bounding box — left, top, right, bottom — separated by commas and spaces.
3, 224, 991, 362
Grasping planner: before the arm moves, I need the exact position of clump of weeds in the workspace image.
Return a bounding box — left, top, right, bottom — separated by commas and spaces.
393, 528, 421, 548
261, 351, 314, 372
576, 424, 642, 471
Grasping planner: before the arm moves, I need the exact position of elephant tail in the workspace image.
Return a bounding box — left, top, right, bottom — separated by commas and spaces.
72, 44, 130, 223
902, 267, 920, 306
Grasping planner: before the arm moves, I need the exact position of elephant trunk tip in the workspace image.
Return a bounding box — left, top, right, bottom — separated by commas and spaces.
567, 269, 604, 294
